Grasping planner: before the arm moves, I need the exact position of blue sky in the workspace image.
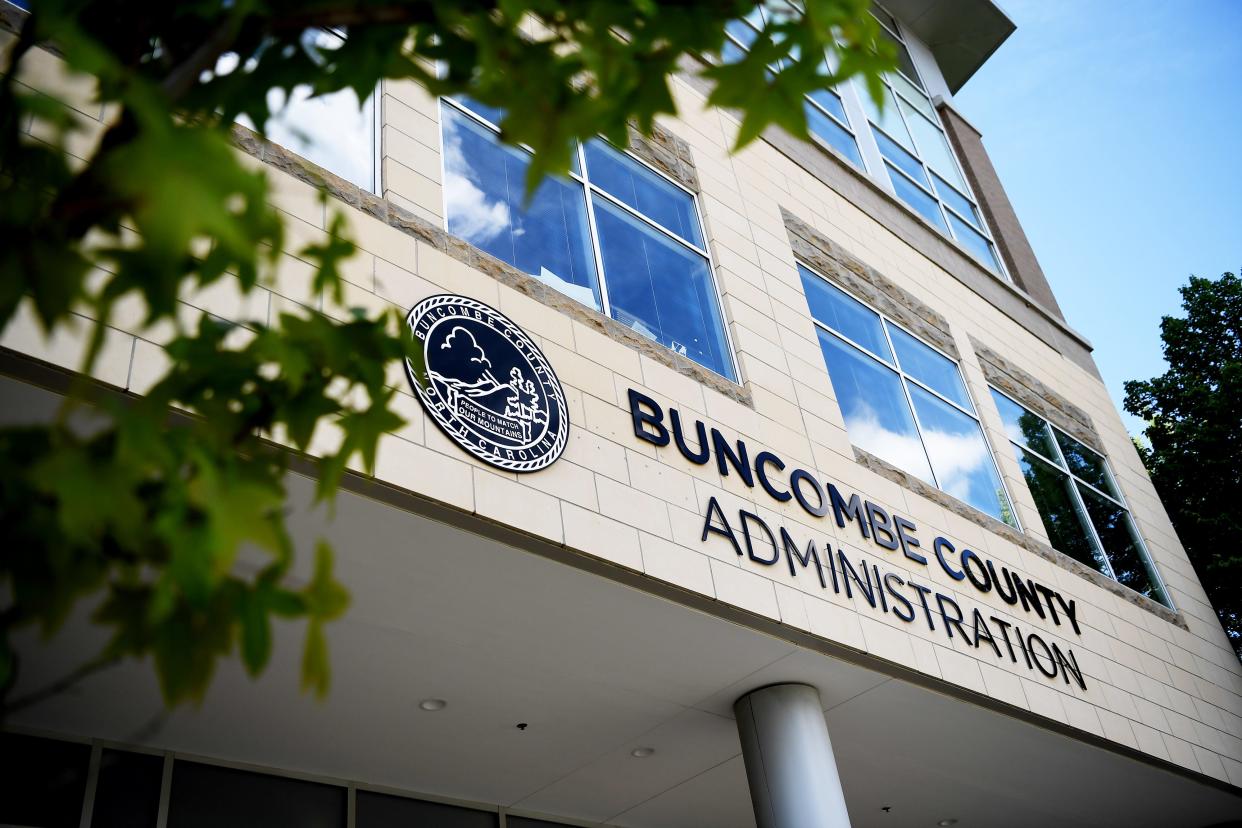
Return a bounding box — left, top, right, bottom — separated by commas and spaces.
954, 0, 1242, 436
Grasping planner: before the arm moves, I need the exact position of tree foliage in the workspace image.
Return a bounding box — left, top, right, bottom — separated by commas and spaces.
0, 0, 894, 713
1124, 272, 1242, 658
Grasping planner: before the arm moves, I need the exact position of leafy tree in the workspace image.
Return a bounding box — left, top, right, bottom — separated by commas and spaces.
1124, 272, 1242, 658
0, 1, 895, 712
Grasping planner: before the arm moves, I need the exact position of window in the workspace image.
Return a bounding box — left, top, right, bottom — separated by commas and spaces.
990, 388, 1171, 606
850, 5, 1006, 274
0, 732, 91, 828
718, 3, 1008, 278
722, 6, 865, 169
168, 761, 347, 828
441, 98, 736, 381
799, 264, 1017, 525
219, 29, 380, 193
92, 749, 165, 828
356, 790, 498, 828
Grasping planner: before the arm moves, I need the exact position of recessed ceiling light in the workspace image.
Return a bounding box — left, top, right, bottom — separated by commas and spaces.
937, 820, 958, 826
630, 747, 655, 758
418, 698, 447, 711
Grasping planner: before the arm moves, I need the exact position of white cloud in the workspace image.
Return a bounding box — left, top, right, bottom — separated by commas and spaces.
442, 117, 511, 245
262, 85, 375, 191
845, 402, 999, 509
921, 425, 992, 503
845, 404, 935, 484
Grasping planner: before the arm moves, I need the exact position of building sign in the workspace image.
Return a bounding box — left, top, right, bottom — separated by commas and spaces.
627, 389, 1090, 691
405, 295, 568, 472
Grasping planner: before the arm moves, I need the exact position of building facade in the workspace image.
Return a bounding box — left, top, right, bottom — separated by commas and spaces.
3, 2, 1242, 826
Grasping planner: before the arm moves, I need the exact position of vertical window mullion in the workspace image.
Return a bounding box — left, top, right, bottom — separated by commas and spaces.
687, 187, 743, 384
577, 142, 612, 319
1043, 418, 1120, 582
969, 402, 1024, 536
1072, 480, 1120, 582
881, 320, 941, 489
79, 743, 102, 828
839, 81, 891, 188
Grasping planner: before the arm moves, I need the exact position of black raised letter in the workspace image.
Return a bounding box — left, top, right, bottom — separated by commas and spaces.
1051, 643, 1087, 690
701, 496, 742, 557
866, 501, 899, 551
884, 573, 916, 622
671, 408, 710, 464
780, 528, 827, 588
791, 469, 829, 517
894, 516, 926, 564
837, 551, 877, 608
988, 561, 1018, 605
628, 389, 669, 446
1013, 577, 1047, 620
933, 537, 965, 581
828, 484, 870, 539
960, 549, 993, 593
712, 429, 755, 487
936, 593, 968, 643
740, 510, 779, 565
755, 451, 792, 503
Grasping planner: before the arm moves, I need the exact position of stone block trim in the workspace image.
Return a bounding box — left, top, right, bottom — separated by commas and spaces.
853, 446, 1186, 628
231, 124, 751, 407
970, 335, 1104, 454
625, 121, 700, 193
782, 207, 959, 359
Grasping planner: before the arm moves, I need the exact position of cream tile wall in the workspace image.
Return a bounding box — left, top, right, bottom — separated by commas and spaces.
6, 36, 1241, 788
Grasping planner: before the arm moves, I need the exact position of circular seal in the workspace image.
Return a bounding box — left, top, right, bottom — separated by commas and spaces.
404, 294, 569, 473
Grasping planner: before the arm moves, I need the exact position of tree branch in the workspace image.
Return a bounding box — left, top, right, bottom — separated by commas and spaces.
161, 15, 243, 103
266, 5, 438, 33
1, 652, 122, 718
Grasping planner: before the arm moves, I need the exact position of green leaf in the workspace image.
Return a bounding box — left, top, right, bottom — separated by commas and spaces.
302, 211, 358, 307
0, 0, 900, 713
301, 618, 329, 699
239, 589, 272, 677
337, 387, 405, 477
305, 541, 349, 622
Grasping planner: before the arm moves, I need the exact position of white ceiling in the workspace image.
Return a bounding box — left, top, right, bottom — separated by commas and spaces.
5, 375, 1241, 828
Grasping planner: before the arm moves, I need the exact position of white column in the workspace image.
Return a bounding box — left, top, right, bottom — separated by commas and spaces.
734, 683, 852, 828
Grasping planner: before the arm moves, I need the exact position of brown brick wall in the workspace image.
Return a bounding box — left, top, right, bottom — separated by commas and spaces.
937, 99, 1066, 321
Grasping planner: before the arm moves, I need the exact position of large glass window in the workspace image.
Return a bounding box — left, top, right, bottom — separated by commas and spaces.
851, 6, 1005, 275
92, 749, 165, 828
990, 388, 1171, 606
800, 264, 1016, 525
356, 790, 497, 828
441, 98, 736, 380
168, 761, 347, 828
718, 3, 1009, 279
722, 6, 865, 169
219, 29, 379, 192
0, 732, 91, 828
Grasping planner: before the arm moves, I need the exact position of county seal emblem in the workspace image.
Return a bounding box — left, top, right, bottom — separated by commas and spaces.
404, 294, 569, 473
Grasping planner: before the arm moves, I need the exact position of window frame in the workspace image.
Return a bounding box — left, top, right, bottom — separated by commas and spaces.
714, 1, 1011, 280
438, 95, 741, 383
722, 6, 866, 171
332, 27, 385, 196
990, 386, 1174, 607
851, 3, 1010, 279
799, 261, 1021, 528
224, 28, 383, 194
